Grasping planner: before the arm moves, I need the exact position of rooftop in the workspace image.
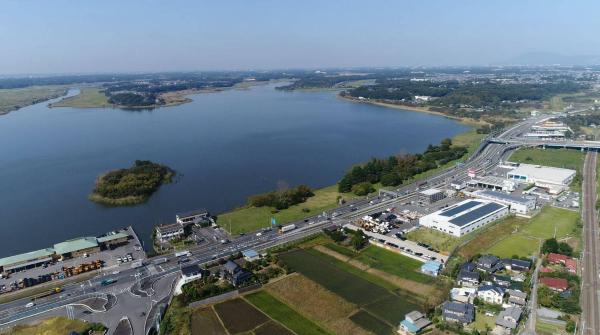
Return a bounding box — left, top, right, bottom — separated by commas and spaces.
449, 202, 505, 227
97, 232, 129, 243
0, 248, 55, 267
176, 208, 209, 218
420, 188, 443, 196
242, 249, 259, 259
156, 223, 183, 234
477, 190, 535, 205
53, 237, 98, 255
508, 163, 576, 184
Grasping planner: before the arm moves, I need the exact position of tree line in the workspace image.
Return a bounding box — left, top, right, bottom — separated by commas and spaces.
247, 184, 314, 210
338, 138, 467, 195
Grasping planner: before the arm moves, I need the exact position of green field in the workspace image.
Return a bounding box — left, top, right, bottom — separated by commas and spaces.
349, 310, 392, 335
218, 185, 359, 234
324, 242, 358, 258
509, 148, 584, 171
245, 291, 331, 335
1, 317, 100, 335
405, 227, 461, 254
485, 206, 579, 258
472, 311, 496, 333
536, 319, 567, 335
0, 85, 68, 115
51, 87, 111, 108
354, 245, 434, 283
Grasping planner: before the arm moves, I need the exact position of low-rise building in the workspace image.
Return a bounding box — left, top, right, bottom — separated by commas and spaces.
418, 188, 445, 204
473, 190, 536, 215
476, 255, 503, 273
222, 260, 252, 286
492, 274, 512, 288
441, 301, 475, 325
176, 208, 210, 225
466, 176, 516, 192
503, 258, 531, 272
155, 223, 184, 243
419, 200, 509, 237
507, 163, 576, 194
0, 248, 56, 274
174, 264, 206, 295
458, 263, 480, 287
495, 306, 523, 330
242, 249, 260, 262
97, 232, 129, 249
398, 311, 431, 334
421, 261, 442, 277
477, 285, 505, 305
53, 237, 100, 259
547, 253, 577, 273
506, 289, 527, 307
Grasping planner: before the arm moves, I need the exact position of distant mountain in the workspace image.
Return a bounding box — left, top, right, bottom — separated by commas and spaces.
503, 52, 600, 66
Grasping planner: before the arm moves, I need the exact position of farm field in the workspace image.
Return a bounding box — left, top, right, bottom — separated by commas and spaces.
354, 245, 434, 283
190, 308, 227, 335
279, 248, 423, 332
535, 320, 567, 335
213, 298, 270, 334
253, 321, 295, 335
485, 206, 579, 258
245, 291, 331, 335
349, 310, 392, 335
0, 317, 94, 335
265, 274, 371, 335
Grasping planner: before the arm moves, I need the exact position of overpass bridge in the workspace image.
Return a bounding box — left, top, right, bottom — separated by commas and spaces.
488, 138, 600, 151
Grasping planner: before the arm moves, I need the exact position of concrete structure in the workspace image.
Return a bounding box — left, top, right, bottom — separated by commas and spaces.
496, 306, 523, 330
477, 285, 505, 305
418, 188, 445, 204
53, 237, 100, 259
176, 208, 210, 225
242, 249, 260, 262
473, 190, 536, 215
97, 232, 129, 249
467, 176, 516, 192
398, 311, 431, 334
441, 301, 475, 325
420, 261, 442, 277
507, 163, 576, 194
419, 199, 509, 237
155, 223, 184, 243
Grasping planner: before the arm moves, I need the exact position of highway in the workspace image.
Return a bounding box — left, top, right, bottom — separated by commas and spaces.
581, 151, 599, 335
0, 115, 549, 331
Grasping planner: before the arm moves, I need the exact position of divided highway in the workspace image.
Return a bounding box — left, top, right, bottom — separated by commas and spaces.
581, 151, 599, 335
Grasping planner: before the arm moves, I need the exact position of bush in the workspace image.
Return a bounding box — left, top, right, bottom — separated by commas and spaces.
248, 184, 314, 210
352, 182, 374, 196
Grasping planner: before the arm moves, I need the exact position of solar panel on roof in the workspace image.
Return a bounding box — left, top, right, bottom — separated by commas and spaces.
440, 201, 481, 217
449, 202, 503, 227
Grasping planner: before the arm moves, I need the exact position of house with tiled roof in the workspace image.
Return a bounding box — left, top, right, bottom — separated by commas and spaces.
540, 277, 568, 292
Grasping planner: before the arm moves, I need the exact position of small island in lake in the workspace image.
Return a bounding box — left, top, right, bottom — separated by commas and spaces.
89, 160, 175, 206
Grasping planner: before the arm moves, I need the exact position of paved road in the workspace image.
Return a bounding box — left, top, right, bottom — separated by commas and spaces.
581, 151, 599, 335
521, 258, 541, 335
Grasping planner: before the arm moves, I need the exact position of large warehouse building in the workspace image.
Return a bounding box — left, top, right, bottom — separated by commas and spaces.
473, 190, 536, 215
506, 163, 575, 194
419, 199, 509, 237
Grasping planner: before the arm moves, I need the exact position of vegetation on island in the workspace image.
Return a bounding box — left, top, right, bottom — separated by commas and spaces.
338, 138, 467, 194
0, 85, 68, 115
89, 160, 174, 206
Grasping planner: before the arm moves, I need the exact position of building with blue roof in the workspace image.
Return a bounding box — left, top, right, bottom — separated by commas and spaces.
398, 311, 431, 334
419, 199, 508, 237
242, 249, 260, 261
421, 261, 442, 277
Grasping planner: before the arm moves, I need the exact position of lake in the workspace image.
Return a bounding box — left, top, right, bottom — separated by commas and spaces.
0, 83, 468, 256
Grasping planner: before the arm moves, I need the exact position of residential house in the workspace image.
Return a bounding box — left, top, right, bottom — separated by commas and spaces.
476, 255, 502, 273
477, 285, 505, 305
221, 260, 252, 287
503, 258, 531, 272
450, 287, 477, 304
506, 289, 527, 307
457, 262, 480, 286
492, 274, 512, 288
540, 277, 569, 292
174, 264, 206, 295
496, 306, 523, 330
242, 249, 260, 262
398, 311, 432, 334
441, 301, 475, 325
176, 208, 210, 226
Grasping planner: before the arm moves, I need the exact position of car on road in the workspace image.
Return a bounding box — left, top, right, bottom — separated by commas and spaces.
25, 302, 35, 308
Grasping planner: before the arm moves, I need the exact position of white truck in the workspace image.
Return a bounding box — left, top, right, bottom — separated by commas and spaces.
279, 224, 296, 234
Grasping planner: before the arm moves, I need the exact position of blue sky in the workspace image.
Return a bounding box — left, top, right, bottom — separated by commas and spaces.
1, 0, 599, 74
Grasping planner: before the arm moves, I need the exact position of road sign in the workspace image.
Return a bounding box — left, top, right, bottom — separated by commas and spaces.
467, 168, 476, 178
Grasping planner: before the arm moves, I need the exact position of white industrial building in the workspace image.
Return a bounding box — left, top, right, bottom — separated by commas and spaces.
418, 188, 446, 204
419, 199, 509, 237
466, 176, 516, 192
506, 163, 576, 194
473, 190, 536, 215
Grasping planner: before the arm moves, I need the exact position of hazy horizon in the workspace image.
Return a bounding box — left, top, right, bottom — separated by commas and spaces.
2, 0, 600, 75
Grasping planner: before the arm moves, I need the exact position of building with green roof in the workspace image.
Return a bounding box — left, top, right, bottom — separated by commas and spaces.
53, 237, 100, 258
0, 248, 56, 273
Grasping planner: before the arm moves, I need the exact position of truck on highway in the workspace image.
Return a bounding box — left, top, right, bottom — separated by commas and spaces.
30, 287, 62, 300
101, 278, 117, 286
279, 224, 296, 234
175, 251, 191, 258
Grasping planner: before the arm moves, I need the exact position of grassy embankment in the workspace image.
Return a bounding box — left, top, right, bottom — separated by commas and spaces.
50, 87, 111, 108
219, 128, 485, 235
0, 317, 104, 335
0, 85, 68, 115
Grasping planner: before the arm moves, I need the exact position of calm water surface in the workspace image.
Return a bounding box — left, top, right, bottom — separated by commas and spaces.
0, 83, 468, 256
